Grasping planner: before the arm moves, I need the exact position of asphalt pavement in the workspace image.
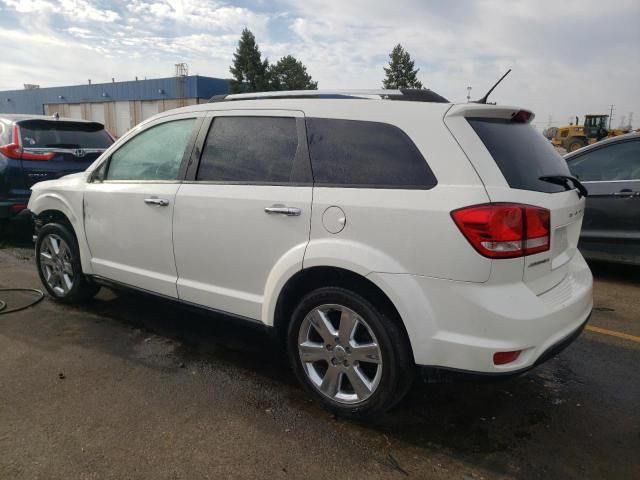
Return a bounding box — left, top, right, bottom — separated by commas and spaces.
1, 228, 638, 479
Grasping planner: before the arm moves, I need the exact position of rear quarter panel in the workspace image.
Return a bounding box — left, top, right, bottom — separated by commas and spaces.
302, 101, 492, 282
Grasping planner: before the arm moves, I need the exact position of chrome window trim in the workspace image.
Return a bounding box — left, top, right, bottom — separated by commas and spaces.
581, 179, 640, 184
98, 180, 182, 184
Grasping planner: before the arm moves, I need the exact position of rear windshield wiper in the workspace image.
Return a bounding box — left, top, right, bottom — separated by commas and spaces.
539, 175, 588, 198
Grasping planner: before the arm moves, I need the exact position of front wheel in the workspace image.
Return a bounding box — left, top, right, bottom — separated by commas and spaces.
35, 223, 100, 303
287, 287, 413, 418
565, 137, 587, 152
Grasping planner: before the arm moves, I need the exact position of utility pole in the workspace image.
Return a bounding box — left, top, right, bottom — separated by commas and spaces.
628, 112, 633, 129
547, 115, 553, 127
466, 86, 472, 102
609, 104, 615, 129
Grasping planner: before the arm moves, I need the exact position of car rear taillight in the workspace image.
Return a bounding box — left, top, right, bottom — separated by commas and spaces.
451, 203, 550, 259
0, 124, 54, 161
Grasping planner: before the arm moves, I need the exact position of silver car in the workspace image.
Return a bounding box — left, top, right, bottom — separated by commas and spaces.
565, 132, 640, 265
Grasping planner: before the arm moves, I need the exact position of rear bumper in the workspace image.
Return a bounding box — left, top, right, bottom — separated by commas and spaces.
0, 197, 31, 220
368, 251, 593, 373
417, 313, 590, 381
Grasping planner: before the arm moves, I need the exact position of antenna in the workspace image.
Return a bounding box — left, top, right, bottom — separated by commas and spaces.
474, 69, 511, 104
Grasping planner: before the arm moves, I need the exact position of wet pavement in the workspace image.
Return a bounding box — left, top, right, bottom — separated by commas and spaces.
1, 226, 638, 479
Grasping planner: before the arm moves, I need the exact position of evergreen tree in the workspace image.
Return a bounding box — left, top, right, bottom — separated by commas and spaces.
269, 55, 318, 90
382, 44, 423, 89
229, 28, 270, 93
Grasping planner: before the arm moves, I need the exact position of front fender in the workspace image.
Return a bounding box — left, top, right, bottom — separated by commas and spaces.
29, 190, 93, 274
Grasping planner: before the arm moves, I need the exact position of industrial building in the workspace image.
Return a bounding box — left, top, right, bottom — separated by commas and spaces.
0, 75, 229, 137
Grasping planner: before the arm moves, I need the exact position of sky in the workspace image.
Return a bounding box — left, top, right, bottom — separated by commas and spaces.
1, 0, 639, 129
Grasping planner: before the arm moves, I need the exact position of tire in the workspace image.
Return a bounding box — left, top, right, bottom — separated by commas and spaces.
565, 137, 587, 152
287, 286, 413, 418
35, 223, 100, 303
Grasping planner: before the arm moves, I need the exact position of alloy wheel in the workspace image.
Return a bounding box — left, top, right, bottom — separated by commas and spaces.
298, 304, 383, 404
39, 233, 75, 296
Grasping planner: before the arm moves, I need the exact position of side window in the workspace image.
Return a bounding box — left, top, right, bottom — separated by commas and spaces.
197, 116, 303, 183
306, 118, 437, 188
568, 141, 640, 181
106, 118, 195, 181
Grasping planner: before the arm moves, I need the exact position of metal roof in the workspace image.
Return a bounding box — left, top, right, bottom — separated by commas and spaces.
0, 76, 229, 115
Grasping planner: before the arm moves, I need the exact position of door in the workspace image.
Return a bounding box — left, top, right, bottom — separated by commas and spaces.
84, 115, 201, 296
173, 110, 313, 321
141, 101, 160, 121
89, 103, 106, 125
567, 138, 640, 263
69, 104, 83, 120
114, 101, 132, 137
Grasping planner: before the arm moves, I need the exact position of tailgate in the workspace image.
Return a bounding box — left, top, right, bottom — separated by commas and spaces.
16, 119, 112, 188
444, 104, 586, 293
20, 149, 104, 188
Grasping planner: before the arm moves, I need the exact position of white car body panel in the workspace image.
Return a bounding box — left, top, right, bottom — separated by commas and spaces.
84, 182, 180, 297
29, 172, 95, 274
173, 184, 312, 320
27, 96, 593, 375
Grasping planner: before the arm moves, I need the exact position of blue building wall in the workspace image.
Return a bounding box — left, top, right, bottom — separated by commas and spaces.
0, 76, 229, 114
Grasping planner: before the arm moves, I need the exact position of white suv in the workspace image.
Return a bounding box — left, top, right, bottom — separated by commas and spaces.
27, 89, 593, 418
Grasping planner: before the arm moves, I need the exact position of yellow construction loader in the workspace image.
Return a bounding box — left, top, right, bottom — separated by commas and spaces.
547, 114, 630, 152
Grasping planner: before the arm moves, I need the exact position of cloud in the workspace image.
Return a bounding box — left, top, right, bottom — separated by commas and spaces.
0, 0, 638, 129
4, 0, 120, 21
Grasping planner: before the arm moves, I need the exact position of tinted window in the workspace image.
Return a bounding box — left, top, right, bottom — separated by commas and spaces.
18, 120, 113, 149
306, 118, 436, 188
468, 118, 571, 193
197, 117, 301, 183
568, 140, 640, 181
107, 118, 195, 181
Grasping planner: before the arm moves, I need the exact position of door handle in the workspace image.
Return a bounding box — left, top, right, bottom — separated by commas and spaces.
144, 198, 169, 206
264, 204, 301, 216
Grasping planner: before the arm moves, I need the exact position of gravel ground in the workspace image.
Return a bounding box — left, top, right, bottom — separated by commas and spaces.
1, 230, 638, 479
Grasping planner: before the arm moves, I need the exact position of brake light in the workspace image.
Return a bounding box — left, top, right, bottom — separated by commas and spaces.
511, 110, 532, 123
0, 124, 54, 161
451, 203, 550, 258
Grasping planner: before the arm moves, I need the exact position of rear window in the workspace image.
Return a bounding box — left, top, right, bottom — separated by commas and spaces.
468, 118, 570, 193
17, 120, 113, 149
306, 118, 437, 189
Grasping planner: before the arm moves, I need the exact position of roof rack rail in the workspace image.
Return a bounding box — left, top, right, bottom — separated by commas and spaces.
209, 89, 449, 103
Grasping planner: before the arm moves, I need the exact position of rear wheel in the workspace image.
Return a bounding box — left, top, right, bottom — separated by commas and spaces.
565, 137, 587, 152
287, 287, 413, 418
36, 223, 100, 303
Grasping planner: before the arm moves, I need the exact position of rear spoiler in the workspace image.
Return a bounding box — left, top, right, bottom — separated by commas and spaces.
16, 119, 106, 131
445, 104, 535, 124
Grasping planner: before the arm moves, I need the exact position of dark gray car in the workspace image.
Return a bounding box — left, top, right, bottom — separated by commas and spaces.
565, 132, 640, 265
